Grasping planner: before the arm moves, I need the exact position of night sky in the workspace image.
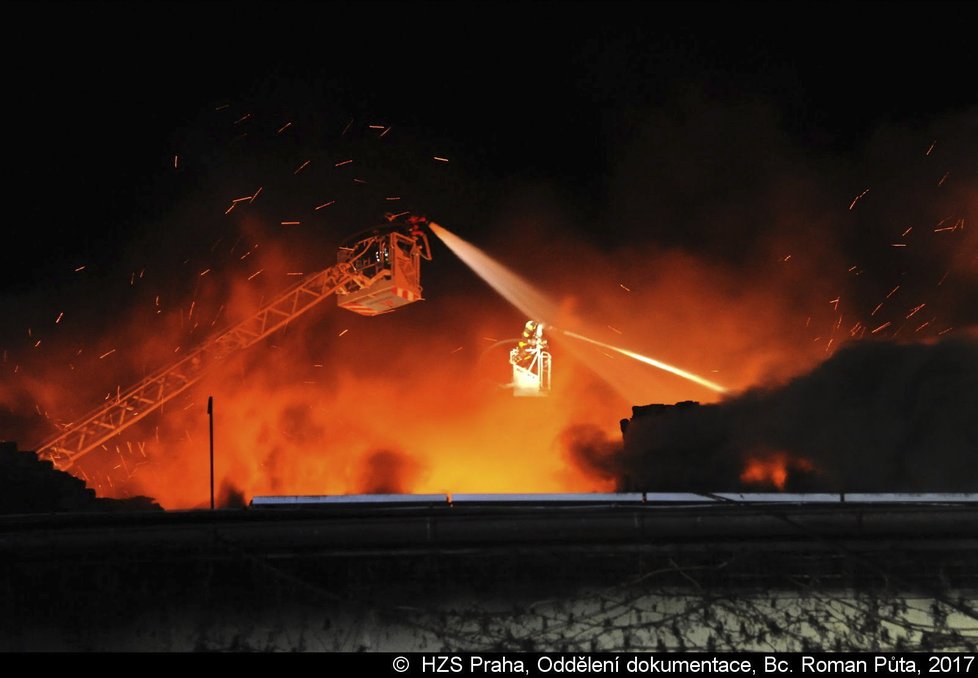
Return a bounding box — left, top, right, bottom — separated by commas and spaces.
7, 1, 976, 285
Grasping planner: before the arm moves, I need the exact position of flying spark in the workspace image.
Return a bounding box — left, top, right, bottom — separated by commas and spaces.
871, 322, 892, 334
848, 188, 871, 210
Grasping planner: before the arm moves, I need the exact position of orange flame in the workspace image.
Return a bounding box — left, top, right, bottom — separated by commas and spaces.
740, 451, 814, 490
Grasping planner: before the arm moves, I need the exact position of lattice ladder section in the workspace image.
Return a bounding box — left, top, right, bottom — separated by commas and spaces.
37, 257, 372, 470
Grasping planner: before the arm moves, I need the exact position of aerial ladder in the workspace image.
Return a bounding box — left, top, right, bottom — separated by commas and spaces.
37, 216, 432, 471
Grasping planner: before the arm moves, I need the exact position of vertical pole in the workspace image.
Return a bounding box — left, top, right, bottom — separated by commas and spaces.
207, 396, 214, 510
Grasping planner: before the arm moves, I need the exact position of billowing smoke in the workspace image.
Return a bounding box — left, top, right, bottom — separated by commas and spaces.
561, 424, 623, 485
218, 480, 247, 509
587, 335, 978, 492
357, 449, 424, 494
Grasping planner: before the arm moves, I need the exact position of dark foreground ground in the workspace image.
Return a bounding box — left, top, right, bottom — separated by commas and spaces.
3, 497, 978, 651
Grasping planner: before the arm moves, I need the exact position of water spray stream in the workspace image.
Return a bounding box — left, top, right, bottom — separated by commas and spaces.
561, 330, 728, 394
428, 222, 728, 396
428, 222, 562, 321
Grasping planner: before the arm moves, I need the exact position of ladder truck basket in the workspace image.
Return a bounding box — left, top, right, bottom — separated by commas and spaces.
509, 320, 551, 397
336, 232, 424, 316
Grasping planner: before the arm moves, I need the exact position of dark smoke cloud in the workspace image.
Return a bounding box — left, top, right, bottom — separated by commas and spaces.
567, 335, 978, 492
560, 424, 624, 484
357, 449, 423, 494
218, 480, 247, 509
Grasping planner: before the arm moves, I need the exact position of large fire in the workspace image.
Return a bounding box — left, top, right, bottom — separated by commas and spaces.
2, 106, 974, 508
10, 223, 837, 508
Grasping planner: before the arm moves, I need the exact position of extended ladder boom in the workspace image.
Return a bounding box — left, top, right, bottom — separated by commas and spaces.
37, 229, 427, 470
